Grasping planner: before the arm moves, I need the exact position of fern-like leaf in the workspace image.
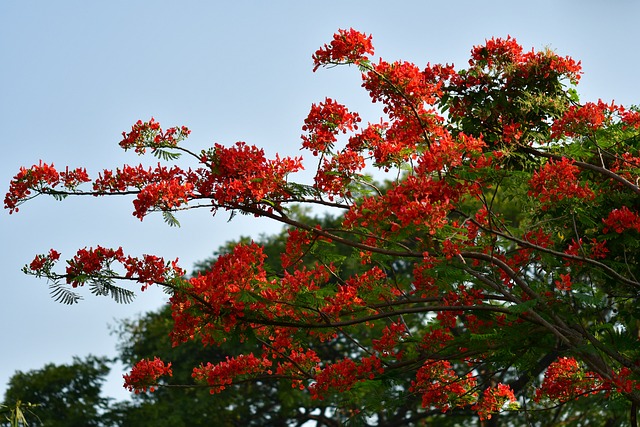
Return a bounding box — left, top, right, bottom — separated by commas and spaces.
152, 148, 181, 161
89, 279, 136, 304
162, 211, 181, 227
286, 182, 320, 198
49, 282, 83, 305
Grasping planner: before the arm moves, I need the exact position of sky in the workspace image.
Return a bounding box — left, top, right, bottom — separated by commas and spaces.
1, 0, 639, 402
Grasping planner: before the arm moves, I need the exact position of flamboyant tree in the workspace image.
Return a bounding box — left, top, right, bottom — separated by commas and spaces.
6, 29, 640, 425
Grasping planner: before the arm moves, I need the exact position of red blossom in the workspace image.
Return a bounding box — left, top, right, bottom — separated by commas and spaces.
551, 100, 620, 138
132, 179, 194, 220
372, 320, 408, 357
602, 206, 640, 234
123, 254, 184, 290
606, 367, 640, 394
170, 242, 269, 346
536, 357, 606, 402
120, 117, 191, 154
275, 348, 321, 391
409, 360, 478, 412
314, 149, 366, 197
362, 60, 445, 117
312, 28, 374, 71
123, 357, 173, 394
528, 157, 595, 208
65, 246, 125, 287
192, 353, 273, 394
555, 273, 572, 291
620, 109, 640, 129
309, 356, 384, 400
5, 161, 62, 213
28, 249, 61, 272
473, 383, 517, 420
301, 98, 360, 155
198, 141, 302, 207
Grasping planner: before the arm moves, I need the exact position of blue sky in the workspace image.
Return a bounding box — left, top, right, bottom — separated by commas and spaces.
2, 1, 639, 401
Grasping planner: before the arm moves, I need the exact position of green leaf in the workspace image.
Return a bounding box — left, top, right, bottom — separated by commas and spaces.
162, 210, 181, 227
49, 282, 83, 305
509, 299, 538, 314
89, 280, 136, 304
286, 182, 320, 198
152, 148, 182, 161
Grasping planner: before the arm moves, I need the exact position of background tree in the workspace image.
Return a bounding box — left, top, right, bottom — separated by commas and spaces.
1, 356, 112, 427
5, 29, 640, 425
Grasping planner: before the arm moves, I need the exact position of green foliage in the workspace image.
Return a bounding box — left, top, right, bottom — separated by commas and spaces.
1, 356, 112, 427
162, 211, 180, 227
47, 281, 83, 305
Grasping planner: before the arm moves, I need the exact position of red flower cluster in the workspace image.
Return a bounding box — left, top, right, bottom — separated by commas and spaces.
555, 273, 572, 291
198, 141, 303, 208
470, 36, 523, 68
564, 237, 609, 260
551, 100, 618, 138
170, 242, 269, 346
409, 360, 478, 412
132, 178, 194, 220
28, 249, 61, 272
536, 357, 605, 402
607, 367, 640, 394
315, 150, 366, 197
309, 356, 384, 400
5, 162, 90, 213
372, 320, 408, 358
120, 117, 191, 154
24, 245, 185, 291
275, 348, 321, 391
321, 283, 364, 316
301, 98, 361, 155
363, 61, 440, 116
472, 383, 517, 421
469, 36, 581, 83
192, 353, 272, 394
123, 357, 173, 393
123, 254, 184, 290
528, 157, 595, 208
312, 28, 374, 71
602, 206, 640, 234
344, 175, 462, 238
65, 246, 125, 287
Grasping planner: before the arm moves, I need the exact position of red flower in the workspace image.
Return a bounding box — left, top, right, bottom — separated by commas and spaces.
409, 360, 478, 412
123, 357, 173, 393
120, 117, 191, 154
28, 249, 61, 272
528, 157, 595, 208
473, 383, 517, 420
536, 357, 605, 402
312, 28, 374, 71
5, 161, 61, 213
301, 98, 360, 155
602, 206, 640, 234
192, 353, 272, 394
555, 273, 572, 291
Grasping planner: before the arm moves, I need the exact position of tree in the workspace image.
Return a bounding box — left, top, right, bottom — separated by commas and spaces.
1, 356, 112, 427
5, 28, 640, 425
112, 212, 414, 426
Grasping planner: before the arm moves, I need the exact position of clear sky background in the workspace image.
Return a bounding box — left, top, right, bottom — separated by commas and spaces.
2, 0, 639, 402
